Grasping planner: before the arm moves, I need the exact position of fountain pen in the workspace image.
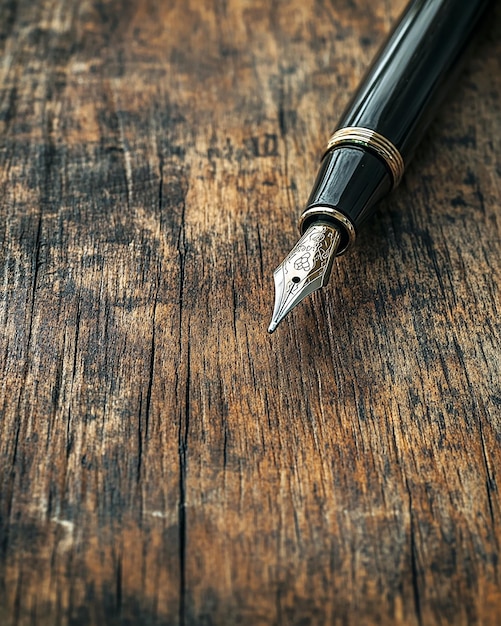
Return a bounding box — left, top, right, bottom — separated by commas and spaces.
269, 0, 491, 333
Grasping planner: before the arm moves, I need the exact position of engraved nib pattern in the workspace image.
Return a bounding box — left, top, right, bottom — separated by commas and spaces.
268, 223, 341, 333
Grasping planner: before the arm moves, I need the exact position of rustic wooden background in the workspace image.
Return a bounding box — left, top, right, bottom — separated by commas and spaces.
0, 0, 500, 624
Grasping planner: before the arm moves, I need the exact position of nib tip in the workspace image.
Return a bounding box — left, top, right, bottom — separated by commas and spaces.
268, 320, 278, 334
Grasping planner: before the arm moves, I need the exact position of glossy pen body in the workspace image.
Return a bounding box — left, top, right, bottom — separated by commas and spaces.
269, 0, 491, 333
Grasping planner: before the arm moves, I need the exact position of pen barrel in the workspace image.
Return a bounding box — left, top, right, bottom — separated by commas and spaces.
336, 0, 491, 162
301, 0, 491, 248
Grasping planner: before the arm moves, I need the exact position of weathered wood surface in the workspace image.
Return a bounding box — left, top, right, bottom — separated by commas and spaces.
0, 0, 500, 624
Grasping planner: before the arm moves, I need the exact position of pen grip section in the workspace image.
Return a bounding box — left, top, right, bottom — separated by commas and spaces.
301, 147, 392, 249
336, 0, 490, 163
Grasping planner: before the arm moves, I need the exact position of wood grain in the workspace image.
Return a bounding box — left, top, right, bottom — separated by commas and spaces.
0, 0, 500, 624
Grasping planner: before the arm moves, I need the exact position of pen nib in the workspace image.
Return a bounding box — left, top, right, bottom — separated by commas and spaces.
268, 222, 341, 333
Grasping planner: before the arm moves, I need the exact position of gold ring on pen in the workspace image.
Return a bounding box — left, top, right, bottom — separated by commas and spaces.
298, 206, 356, 255
325, 126, 405, 187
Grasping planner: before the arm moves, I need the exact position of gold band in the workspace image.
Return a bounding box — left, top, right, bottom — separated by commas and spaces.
299, 206, 356, 255
325, 126, 405, 187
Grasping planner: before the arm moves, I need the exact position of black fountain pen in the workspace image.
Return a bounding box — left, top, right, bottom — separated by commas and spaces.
269, 0, 491, 333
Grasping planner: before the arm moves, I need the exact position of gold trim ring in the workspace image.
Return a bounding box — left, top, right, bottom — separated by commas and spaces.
298, 206, 356, 255
325, 126, 405, 187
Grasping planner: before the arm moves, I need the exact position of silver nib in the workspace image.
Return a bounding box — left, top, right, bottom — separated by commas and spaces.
268, 222, 342, 333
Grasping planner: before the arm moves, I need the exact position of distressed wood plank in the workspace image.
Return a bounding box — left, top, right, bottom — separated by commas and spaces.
0, 1, 500, 624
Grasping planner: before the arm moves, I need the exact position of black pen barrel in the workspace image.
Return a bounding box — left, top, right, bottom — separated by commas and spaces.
338, 0, 491, 162
300, 0, 491, 244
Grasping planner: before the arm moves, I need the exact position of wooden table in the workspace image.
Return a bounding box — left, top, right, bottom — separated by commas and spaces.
1, 1, 500, 624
